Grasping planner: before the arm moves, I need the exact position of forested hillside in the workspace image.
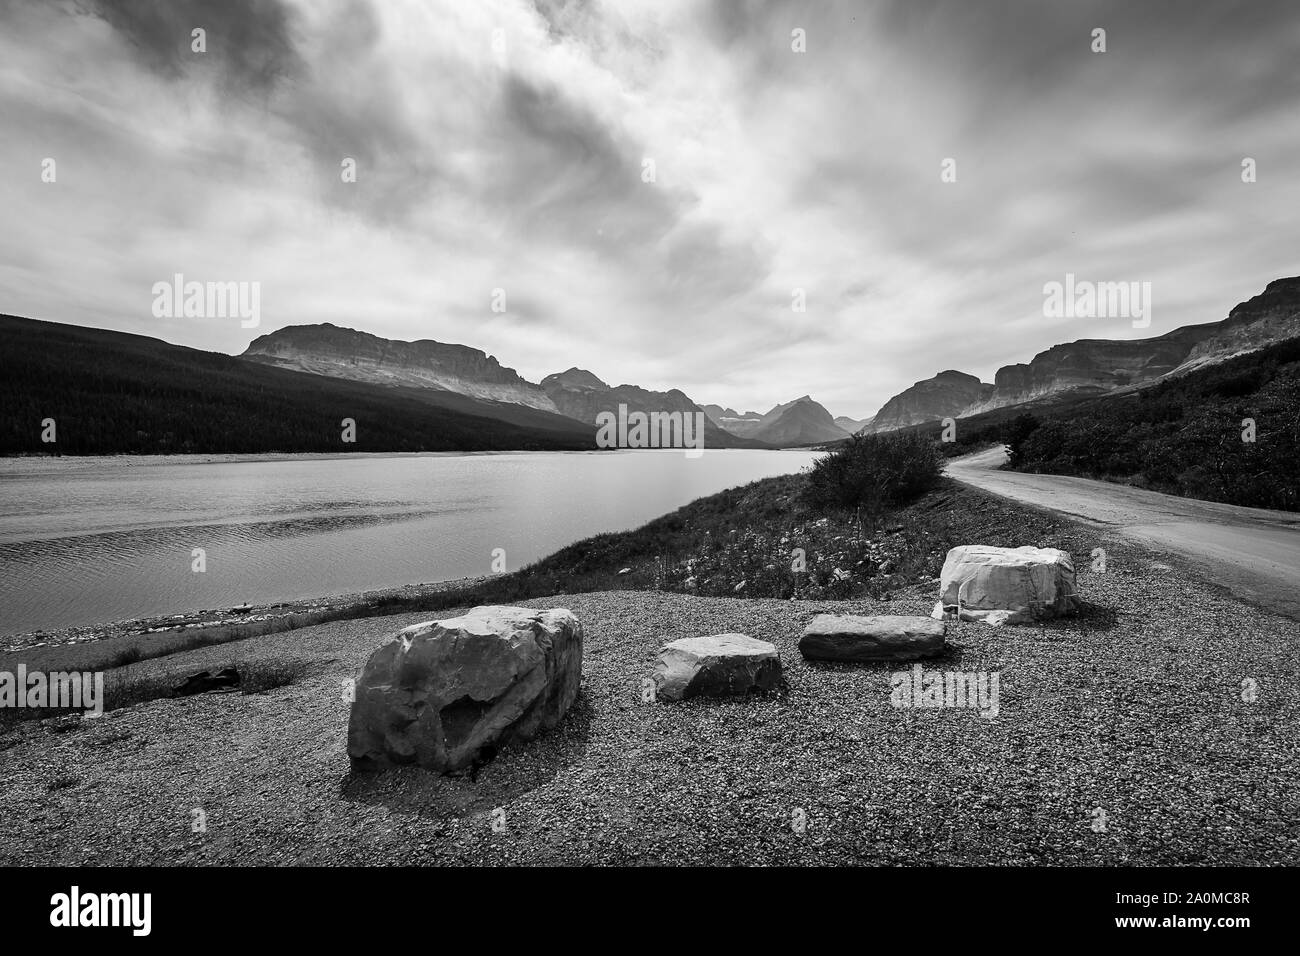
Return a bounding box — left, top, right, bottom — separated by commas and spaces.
0, 315, 596, 455
916, 337, 1300, 511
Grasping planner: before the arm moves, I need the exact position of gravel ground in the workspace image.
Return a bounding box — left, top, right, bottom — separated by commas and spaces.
0, 534, 1296, 866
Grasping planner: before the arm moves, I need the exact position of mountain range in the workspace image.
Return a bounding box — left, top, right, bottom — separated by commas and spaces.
243, 323, 554, 409
538, 368, 748, 449
858, 276, 1300, 433
247, 325, 862, 447
0, 315, 596, 455
242, 325, 763, 449
834, 415, 874, 434
702, 397, 853, 446
238, 274, 1300, 448
6, 276, 1297, 456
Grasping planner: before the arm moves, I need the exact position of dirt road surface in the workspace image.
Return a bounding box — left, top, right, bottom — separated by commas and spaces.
947, 446, 1300, 620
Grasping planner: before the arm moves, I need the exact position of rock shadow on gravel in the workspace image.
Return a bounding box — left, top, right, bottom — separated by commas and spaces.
798, 644, 970, 672
1031, 600, 1120, 633
338, 691, 594, 821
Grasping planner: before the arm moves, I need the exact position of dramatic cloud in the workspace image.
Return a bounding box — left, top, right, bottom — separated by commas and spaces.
2, 0, 1298, 417
87, 0, 304, 93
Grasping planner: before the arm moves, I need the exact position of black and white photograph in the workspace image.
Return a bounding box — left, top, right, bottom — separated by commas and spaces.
0, 0, 1295, 935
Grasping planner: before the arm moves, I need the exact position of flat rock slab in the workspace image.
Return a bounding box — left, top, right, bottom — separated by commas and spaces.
347, 605, 582, 775
799, 614, 946, 662
931, 545, 1079, 626
174, 667, 241, 696
653, 633, 782, 702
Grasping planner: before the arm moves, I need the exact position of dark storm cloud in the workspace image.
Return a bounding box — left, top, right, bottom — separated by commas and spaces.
475, 70, 773, 313
530, 0, 585, 40
488, 73, 684, 247
702, 0, 803, 48
275, 0, 446, 225
87, 0, 445, 227
86, 0, 304, 94
788, 0, 1300, 268
696, 0, 822, 90
656, 221, 771, 309
866, 0, 1300, 124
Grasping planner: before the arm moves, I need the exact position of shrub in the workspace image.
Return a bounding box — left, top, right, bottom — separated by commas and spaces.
238, 658, 309, 694
997, 336, 1300, 509
1016, 420, 1068, 470
802, 432, 944, 513
106, 645, 144, 668
1002, 413, 1041, 467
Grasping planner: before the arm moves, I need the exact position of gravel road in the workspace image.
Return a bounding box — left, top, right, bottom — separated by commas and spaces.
1, 532, 1296, 866
948, 447, 1300, 619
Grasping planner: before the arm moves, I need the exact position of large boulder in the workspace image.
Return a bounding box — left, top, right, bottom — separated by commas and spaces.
799, 614, 946, 662
347, 606, 582, 774
931, 545, 1079, 626
653, 633, 782, 702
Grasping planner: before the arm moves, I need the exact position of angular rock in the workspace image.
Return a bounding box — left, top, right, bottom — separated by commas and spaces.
799, 614, 946, 662
174, 667, 241, 696
653, 633, 781, 702
931, 545, 1079, 626
347, 606, 582, 774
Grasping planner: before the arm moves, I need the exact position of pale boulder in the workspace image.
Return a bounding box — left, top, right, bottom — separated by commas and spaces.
653, 633, 782, 702
347, 606, 582, 774
931, 545, 1079, 626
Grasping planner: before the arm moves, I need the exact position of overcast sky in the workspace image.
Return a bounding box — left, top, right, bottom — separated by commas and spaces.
3, 0, 1298, 418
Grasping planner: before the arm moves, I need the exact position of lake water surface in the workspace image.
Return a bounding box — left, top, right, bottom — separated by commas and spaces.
0, 449, 820, 636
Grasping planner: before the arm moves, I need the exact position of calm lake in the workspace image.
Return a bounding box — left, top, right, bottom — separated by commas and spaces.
0, 449, 821, 637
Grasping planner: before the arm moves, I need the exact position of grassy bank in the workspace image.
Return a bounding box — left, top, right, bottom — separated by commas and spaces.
428, 475, 1085, 604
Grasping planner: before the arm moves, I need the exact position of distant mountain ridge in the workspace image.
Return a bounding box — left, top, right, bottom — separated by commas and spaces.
243, 323, 556, 410
706, 396, 851, 447
701, 404, 759, 425
834, 415, 873, 434
539, 368, 758, 449
866, 276, 1300, 431
242, 328, 762, 448
0, 315, 595, 455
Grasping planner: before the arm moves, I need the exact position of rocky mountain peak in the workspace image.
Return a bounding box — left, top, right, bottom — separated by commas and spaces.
241, 323, 557, 411
540, 367, 609, 391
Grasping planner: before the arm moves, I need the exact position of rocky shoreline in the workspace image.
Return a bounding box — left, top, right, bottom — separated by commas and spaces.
2, 577, 489, 656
